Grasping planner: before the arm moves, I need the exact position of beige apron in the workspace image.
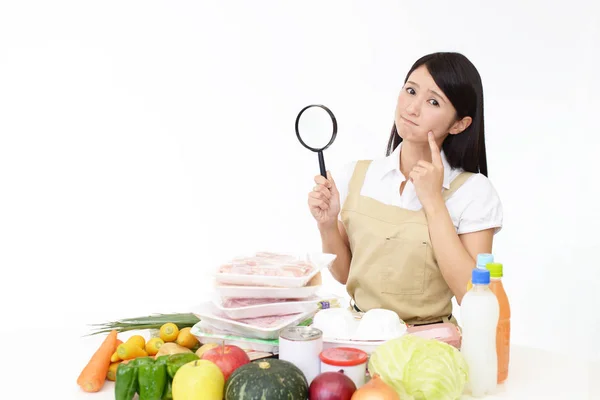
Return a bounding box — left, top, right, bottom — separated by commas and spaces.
341, 160, 473, 326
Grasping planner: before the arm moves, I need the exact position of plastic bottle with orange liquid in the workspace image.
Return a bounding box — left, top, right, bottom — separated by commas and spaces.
486, 262, 511, 384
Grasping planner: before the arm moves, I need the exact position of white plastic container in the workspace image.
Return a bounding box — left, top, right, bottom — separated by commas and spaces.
190, 322, 280, 353
279, 326, 323, 385
191, 301, 317, 340
215, 252, 336, 288
354, 308, 407, 341
319, 347, 369, 388
215, 272, 323, 299
211, 295, 329, 320
312, 308, 359, 340
461, 268, 500, 397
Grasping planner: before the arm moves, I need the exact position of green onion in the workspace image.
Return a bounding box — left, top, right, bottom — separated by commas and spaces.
87, 313, 200, 336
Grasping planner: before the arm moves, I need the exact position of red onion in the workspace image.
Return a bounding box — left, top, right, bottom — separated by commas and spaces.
309, 370, 357, 400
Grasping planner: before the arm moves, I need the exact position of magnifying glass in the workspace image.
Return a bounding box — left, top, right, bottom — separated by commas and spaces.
295, 104, 338, 178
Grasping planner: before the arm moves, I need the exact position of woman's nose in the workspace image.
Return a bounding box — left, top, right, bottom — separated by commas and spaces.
405, 100, 420, 117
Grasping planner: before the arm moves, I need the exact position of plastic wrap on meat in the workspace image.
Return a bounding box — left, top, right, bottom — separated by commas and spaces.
221, 298, 296, 308
236, 313, 302, 328
218, 252, 316, 277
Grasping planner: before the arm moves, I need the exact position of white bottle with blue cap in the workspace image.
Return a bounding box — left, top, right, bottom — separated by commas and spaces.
461, 268, 500, 397
467, 253, 494, 291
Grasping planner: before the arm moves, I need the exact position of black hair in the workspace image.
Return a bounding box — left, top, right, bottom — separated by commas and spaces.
386, 52, 488, 177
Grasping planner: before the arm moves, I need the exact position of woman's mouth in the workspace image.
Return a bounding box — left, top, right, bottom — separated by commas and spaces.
401, 116, 418, 126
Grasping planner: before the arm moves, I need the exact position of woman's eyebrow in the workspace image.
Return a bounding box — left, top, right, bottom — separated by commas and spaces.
406, 80, 446, 103
430, 89, 447, 103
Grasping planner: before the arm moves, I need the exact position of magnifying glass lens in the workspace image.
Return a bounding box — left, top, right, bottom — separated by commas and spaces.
295, 104, 338, 178
297, 107, 335, 149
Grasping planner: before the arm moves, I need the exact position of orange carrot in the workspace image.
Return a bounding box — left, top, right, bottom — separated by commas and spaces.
77, 330, 119, 392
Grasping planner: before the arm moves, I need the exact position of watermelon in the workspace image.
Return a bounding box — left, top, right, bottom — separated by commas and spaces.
224, 358, 308, 400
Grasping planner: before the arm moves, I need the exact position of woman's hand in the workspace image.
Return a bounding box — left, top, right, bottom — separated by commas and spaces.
410, 132, 445, 210
308, 171, 341, 230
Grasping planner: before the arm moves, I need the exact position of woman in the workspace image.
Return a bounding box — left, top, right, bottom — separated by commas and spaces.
308, 52, 503, 326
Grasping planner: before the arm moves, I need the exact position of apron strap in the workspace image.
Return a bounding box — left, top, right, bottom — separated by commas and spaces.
344, 160, 372, 210
442, 171, 474, 201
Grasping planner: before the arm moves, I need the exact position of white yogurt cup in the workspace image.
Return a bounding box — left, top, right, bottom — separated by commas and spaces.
319, 347, 369, 388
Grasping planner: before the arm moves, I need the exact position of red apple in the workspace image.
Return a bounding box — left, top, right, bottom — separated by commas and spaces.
200, 344, 251, 381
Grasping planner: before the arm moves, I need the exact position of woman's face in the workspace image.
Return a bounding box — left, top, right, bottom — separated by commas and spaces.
395, 65, 468, 143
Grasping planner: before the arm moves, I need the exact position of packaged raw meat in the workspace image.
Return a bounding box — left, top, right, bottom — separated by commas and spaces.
191, 301, 318, 340
215, 252, 336, 288
215, 278, 322, 299
220, 251, 314, 277
212, 295, 341, 320
405, 322, 462, 349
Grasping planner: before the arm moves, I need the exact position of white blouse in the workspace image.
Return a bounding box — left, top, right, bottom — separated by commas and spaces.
335, 143, 503, 235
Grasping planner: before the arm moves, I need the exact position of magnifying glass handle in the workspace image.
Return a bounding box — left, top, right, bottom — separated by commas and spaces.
318, 151, 327, 178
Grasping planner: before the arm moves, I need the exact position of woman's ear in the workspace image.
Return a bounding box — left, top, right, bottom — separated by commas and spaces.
449, 116, 472, 135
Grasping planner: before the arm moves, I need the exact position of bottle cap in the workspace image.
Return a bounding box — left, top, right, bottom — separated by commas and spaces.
476, 253, 494, 268
486, 262, 503, 278
472, 268, 490, 285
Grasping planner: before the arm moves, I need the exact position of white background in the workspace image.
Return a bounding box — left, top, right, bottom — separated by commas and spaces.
1, 1, 599, 397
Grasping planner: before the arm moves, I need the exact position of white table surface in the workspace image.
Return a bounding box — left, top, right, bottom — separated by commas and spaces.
63, 332, 600, 400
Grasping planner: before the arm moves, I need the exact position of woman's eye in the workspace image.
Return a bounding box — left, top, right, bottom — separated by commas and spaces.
428, 99, 440, 107
406, 87, 416, 95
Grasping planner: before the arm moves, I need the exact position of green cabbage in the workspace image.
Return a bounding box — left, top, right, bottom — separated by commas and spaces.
368, 334, 468, 400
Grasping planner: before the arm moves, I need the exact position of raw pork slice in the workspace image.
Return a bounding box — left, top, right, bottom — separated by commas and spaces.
221, 298, 302, 308
236, 313, 303, 328
218, 251, 316, 277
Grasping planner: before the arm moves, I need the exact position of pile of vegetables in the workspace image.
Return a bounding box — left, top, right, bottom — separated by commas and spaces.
368, 334, 469, 400
80, 313, 470, 399
115, 353, 200, 400
77, 320, 202, 395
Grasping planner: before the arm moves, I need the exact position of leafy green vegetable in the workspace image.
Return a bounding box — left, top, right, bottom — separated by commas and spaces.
368, 334, 468, 400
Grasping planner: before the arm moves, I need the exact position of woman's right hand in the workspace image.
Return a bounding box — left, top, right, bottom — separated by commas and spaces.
308, 171, 341, 229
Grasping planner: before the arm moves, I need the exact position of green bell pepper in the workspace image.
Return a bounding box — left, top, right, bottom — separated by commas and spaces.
155, 355, 174, 399
155, 355, 170, 366
162, 379, 173, 400
166, 353, 199, 378
130, 356, 155, 367
114, 363, 138, 400
114, 357, 160, 400
138, 362, 167, 400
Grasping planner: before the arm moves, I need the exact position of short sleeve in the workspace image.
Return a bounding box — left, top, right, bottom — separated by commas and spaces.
333, 161, 357, 221
456, 174, 504, 235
